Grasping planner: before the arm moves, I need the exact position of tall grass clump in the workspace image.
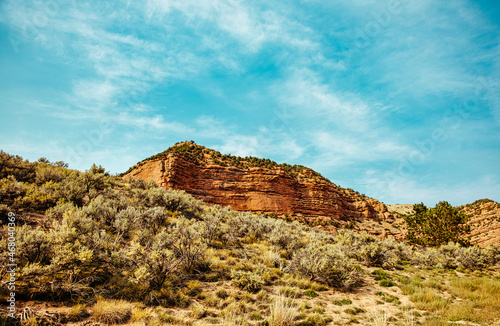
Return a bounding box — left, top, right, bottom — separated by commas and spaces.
92, 298, 135, 324
270, 295, 297, 326
369, 310, 387, 326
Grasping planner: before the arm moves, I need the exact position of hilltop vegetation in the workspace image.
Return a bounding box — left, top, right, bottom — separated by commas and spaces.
1, 150, 500, 325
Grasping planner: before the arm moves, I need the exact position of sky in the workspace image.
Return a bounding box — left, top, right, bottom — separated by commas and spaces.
0, 0, 499, 206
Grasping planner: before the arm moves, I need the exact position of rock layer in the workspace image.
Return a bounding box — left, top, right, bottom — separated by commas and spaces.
124, 145, 391, 222
462, 200, 500, 247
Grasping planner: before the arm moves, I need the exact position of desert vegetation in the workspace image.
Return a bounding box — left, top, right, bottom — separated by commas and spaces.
1, 150, 500, 325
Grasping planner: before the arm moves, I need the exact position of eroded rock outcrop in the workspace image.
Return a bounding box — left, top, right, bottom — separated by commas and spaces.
123, 142, 392, 224
462, 199, 500, 247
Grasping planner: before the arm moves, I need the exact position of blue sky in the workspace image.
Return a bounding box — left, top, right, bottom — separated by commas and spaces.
0, 0, 499, 206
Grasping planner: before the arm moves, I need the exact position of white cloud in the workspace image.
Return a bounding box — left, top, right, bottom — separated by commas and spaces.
216, 136, 260, 157
114, 112, 190, 133
145, 0, 317, 52
309, 130, 412, 169
275, 68, 374, 130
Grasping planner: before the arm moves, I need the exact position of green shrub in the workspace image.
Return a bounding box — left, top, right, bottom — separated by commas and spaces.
14, 225, 52, 264
375, 291, 400, 304
0, 175, 26, 201
292, 243, 362, 290
334, 230, 410, 268
303, 289, 318, 298
344, 307, 365, 315
15, 183, 56, 210
298, 313, 333, 326
267, 220, 303, 253
333, 298, 352, 306
0, 151, 36, 182
372, 269, 389, 281
231, 270, 265, 293
250, 311, 263, 320
379, 279, 396, 287
35, 164, 65, 184
458, 245, 490, 269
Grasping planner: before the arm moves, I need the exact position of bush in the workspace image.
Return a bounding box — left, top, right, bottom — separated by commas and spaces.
0, 151, 36, 182
0, 176, 26, 202
267, 220, 304, 253
127, 233, 181, 292
414, 242, 491, 270
35, 164, 65, 184
227, 211, 274, 241
279, 286, 300, 298
335, 230, 410, 268
14, 225, 52, 264
458, 245, 490, 270
161, 189, 204, 219
292, 243, 362, 290
186, 280, 203, 296
15, 183, 56, 210
231, 270, 265, 293
201, 210, 226, 246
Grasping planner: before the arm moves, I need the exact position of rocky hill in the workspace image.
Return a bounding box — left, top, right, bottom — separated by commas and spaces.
123, 141, 401, 238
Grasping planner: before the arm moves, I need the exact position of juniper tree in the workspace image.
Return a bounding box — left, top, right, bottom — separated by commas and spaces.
404, 201, 470, 247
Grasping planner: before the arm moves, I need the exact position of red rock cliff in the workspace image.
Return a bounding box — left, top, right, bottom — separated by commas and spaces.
123, 143, 391, 222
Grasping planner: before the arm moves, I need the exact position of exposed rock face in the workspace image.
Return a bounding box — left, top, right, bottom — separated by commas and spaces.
461, 200, 500, 248
124, 143, 391, 223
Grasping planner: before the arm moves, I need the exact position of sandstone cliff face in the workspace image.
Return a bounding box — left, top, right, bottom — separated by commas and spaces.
124, 146, 391, 223
462, 200, 500, 247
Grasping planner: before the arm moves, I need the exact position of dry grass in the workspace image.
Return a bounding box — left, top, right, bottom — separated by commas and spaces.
67, 303, 88, 321
403, 272, 500, 325
270, 295, 297, 326
369, 310, 387, 326
409, 288, 449, 311
92, 298, 135, 324
402, 307, 415, 326
441, 275, 500, 324
221, 309, 247, 326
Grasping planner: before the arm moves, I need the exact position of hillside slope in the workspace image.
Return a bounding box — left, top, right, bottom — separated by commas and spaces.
2, 150, 500, 325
